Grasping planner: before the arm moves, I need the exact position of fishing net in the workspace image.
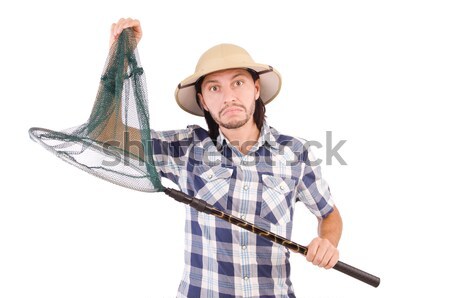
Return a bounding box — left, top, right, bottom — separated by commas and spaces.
29, 29, 162, 193
28, 28, 379, 287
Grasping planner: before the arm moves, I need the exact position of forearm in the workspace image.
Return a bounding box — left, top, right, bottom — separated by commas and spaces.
318, 206, 343, 247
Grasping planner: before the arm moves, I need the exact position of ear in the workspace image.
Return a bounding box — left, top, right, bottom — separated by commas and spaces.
197, 93, 209, 111
254, 79, 261, 100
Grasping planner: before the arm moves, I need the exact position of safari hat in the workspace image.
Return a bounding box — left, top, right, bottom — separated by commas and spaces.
175, 43, 282, 116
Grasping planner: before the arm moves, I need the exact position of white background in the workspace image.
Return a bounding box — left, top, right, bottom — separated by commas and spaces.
1, 0, 449, 297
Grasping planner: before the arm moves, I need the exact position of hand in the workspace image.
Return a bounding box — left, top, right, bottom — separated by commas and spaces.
109, 18, 142, 47
305, 237, 339, 269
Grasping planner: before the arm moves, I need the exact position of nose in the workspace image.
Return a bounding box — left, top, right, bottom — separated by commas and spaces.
222, 85, 237, 104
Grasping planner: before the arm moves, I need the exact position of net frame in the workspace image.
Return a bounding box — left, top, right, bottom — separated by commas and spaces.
29, 28, 162, 192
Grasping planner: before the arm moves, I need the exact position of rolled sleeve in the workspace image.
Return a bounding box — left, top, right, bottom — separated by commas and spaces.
296, 143, 334, 218
150, 127, 193, 184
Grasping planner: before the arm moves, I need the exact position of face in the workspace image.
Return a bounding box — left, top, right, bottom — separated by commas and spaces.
198, 69, 260, 130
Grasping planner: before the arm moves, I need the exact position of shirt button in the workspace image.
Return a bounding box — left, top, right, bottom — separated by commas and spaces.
244, 276, 249, 281
280, 185, 284, 190
243, 185, 249, 190
240, 215, 246, 220
242, 245, 247, 250
207, 174, 213, 179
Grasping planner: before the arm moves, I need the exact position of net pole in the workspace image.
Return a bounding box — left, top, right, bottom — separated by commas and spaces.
163, 187, 380, 288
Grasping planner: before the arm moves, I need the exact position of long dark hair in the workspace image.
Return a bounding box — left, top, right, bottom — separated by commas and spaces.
195, 69, 266, 140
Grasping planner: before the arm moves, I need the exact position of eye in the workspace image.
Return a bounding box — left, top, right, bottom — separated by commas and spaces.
235, 80, 244, 87
209, 85, 219, 92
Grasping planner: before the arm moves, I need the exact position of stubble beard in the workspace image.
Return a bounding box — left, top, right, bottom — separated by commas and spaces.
212, 101, 256, 130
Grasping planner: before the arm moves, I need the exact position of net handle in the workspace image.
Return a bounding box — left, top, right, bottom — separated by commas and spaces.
163, 187, 380, 288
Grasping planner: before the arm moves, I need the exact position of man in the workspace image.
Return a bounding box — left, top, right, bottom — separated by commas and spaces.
111, 18, 343, 298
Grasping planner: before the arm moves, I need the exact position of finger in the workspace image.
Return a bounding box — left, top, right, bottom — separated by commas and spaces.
132, 19, 142, 33
312, 245, 327, 266
110, 23, 117, 38
109, 23, 117, 47
324, 250, 339, 270
305, 240, 319, 262
126, 18, 142, 38
115, 18, 126, 36
318, 247, 334, 268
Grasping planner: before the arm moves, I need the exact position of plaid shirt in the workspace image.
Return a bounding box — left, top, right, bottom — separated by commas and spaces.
151, 122, 334, 298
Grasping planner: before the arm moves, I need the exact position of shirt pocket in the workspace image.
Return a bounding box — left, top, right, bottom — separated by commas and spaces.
260, 174, 297, 226
193, 165, 233, 211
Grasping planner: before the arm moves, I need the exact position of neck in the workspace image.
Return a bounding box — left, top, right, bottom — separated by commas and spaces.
219, 120, 260, 154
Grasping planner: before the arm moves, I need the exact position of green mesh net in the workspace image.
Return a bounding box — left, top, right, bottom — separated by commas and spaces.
29, 29, 163, 192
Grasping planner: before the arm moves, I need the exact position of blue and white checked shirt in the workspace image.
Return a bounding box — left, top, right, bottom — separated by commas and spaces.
151, 122, 334, 298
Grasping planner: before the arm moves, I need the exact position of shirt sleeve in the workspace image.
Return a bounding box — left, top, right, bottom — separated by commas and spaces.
296, 142, 335, 218
150, 127, 193, 185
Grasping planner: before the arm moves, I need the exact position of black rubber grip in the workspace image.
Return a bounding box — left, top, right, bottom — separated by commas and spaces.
333, 260, 380, 287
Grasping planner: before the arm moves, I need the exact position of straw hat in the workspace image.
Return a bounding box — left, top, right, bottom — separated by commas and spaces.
175, 43, 282, 116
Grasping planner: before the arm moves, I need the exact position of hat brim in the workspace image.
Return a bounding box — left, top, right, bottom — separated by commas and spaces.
175, 64, 282, 116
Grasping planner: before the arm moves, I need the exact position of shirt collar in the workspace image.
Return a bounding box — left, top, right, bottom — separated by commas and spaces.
215, 121, 280, 152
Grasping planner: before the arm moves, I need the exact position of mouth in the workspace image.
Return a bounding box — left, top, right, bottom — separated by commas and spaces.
221, 106, 244, 116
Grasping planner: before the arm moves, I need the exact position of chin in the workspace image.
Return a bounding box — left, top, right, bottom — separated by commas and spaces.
221, 117, 251, 130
